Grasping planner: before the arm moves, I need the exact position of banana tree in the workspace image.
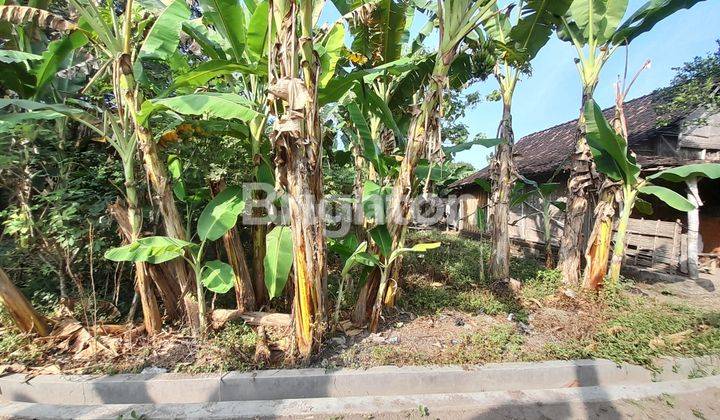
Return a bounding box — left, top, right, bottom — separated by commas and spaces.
510, 180, 566, 269
341, 226, 440, 331
177, 0, 277, 305
106, 186, 248, 335
583, 98, 720, 287
328, 0, 440, 324
266, 0, 330, 358
555, 0, 706, 286
0, 95, 169, 333
353, 0, 496, 328
43, 0, 203, 328
482, 0, 571, 282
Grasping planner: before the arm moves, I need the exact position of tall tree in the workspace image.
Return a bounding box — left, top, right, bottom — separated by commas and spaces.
484, 0, 572, 282
267, 0, 328, 358
375, 0, 496, 330
555, 0, 706, 287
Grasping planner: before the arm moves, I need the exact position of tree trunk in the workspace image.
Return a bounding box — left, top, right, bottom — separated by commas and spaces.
121, 155, 162, 334
352, 141, 366, 240
351, 267, 379, 326
135, 124, 199, 330
252, 224, 268, 306
210, 181, 256, 312
686, 177, 702, 280
582, 182, 617, 290
268, 0, 327, 358
0, 267, 50, 336
368, 268, 389, 332
558, 87, 598, 287
489, 101, 514, 281
608, 188, 636, 285
543, 204, 555, 269
249, 118, 269, 307
582, 85, 629, 290
108, 202, 183, 322
114, 49, 198, 331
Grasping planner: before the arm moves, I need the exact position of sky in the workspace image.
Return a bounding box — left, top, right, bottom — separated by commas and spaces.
320, 1, 720, 170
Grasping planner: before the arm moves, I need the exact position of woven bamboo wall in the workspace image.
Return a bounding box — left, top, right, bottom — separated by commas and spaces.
457, 192, 687, 274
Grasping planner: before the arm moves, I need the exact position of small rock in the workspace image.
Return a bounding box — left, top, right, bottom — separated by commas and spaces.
394, 322, 404, 328
141, 366, 167, 374
450, 339, 459, 345
517, 321, 533, 334
507, 313, 515, 322
564, 289, 577, 298
386, 336, 400, 344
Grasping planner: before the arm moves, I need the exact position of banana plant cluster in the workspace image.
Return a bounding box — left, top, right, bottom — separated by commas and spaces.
105, 186, 247, 334
582, 99, 720, 286
0, 0, 713, 361
332, 227, 440, 330
554, 0, 707, 286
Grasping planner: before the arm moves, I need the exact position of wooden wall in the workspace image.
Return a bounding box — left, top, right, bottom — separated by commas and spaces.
457, 185, 688, 275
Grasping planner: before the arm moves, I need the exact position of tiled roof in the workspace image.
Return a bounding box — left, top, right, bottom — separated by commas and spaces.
450, 91, 680, 189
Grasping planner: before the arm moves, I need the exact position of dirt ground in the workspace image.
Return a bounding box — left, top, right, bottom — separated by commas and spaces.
2, 232, 719, 376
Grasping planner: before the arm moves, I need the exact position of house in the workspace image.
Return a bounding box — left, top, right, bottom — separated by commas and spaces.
449, 91, 720, 277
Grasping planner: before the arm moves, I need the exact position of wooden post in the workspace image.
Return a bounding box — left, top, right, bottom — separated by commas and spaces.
686, 177, 702, 280
0, 267, 50, 336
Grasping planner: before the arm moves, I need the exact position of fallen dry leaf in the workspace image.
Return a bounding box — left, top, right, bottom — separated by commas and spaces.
0, 363, 27, 376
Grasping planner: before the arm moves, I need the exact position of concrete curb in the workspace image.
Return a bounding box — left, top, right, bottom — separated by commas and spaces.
1, 355, 718, 405
2, 374, 719, 419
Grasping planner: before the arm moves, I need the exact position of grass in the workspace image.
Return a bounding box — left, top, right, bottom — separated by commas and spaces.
0, 309, 45, 366
377, 231, 720, 369
449, 324, 526, 363
185, 322, 258, 373
400, 231, 561, 321
536, 294, 720, 367
1, 230, 718, 374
